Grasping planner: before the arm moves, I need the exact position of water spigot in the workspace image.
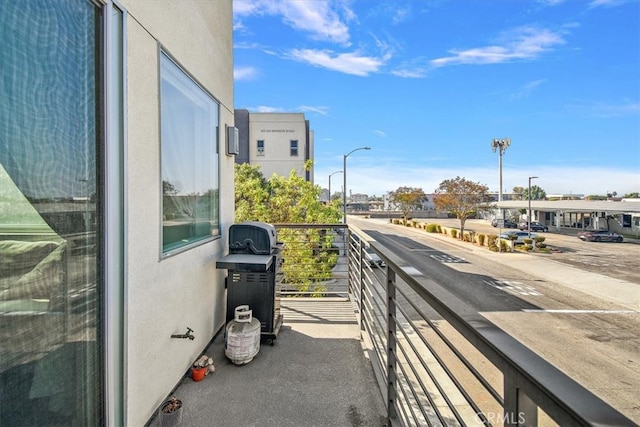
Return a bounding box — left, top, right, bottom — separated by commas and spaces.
171, 327, 195, 340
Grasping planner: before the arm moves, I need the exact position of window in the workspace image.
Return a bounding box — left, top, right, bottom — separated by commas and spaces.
257, 140, 265, 155
160, 52, 220, 255
0, 1, 110, 424
290, 140, 298, 156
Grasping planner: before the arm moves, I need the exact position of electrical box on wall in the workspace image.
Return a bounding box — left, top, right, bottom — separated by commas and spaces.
226, 125, 239, 156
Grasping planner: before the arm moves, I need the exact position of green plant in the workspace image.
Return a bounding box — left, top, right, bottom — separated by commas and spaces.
426, 223, 439, 233
450, 229, 458, 239
478, 233, 486, 246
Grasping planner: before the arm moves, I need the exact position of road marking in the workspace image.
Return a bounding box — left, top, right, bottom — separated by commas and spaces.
430, 254, 468, 263
522, 309, 638, 314
483, 280, 543, 296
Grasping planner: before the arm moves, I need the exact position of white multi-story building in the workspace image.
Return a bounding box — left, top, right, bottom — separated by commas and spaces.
235, 110, 314, 183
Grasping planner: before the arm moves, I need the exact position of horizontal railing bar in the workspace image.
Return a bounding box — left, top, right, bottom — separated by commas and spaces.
392, 277, 503, 409
393, 304, 471, 426
394, 322, 448, 426
369, 240, 634, 426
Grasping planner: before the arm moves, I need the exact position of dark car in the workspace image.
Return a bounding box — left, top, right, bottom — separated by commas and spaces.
364, 247, 385, 268
577, 230, 623, 243
518, 221, 548, 232
491, 218, 518, 228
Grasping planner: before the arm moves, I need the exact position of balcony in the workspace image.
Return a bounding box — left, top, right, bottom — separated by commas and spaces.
157, 224, 635, 427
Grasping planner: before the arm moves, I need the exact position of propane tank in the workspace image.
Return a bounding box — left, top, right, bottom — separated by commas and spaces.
225, 305, 261, 365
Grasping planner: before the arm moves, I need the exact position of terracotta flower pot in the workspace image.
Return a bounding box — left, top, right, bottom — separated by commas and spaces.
191, 367, 206, 382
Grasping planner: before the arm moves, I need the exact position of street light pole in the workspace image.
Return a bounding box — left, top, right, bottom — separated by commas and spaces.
491, 138, 511, 217
328, 170, 343, 202
528, 176, 538, 237
343, 146, 371, 223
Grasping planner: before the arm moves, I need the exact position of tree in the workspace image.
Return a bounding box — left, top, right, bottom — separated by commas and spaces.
388, 186, 427, 224
234, 161, 342, 292
524, 185, 546, 201
624, 192, 639, 198
432, 176, 494, 239
512, 186, 525, 200
235, 160, 341, 224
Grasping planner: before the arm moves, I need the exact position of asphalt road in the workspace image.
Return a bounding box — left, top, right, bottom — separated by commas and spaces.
348, 215, 640, 423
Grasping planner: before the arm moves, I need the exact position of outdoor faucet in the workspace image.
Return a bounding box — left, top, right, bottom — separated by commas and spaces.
171, 327, 195, 340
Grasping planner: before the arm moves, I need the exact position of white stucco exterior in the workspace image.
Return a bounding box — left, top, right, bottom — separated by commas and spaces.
119, 1, 234, 425
248, 112, 314, 182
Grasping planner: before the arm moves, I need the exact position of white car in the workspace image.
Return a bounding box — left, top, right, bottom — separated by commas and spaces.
499, 230, 538, 245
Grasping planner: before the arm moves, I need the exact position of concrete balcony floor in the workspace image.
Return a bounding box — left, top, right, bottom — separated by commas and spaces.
161, 297, 387, 427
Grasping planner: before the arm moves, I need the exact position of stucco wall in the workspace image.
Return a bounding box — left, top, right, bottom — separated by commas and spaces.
249, 113, 310, 179
120, 1, 234, 425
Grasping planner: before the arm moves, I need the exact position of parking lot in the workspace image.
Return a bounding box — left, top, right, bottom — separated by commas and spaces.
424, 218, 640, 285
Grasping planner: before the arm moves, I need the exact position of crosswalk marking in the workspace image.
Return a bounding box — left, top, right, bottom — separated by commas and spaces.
483, 279, 543, 296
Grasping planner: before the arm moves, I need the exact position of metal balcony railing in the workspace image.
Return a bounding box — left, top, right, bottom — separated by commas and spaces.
273, 224, 634, 427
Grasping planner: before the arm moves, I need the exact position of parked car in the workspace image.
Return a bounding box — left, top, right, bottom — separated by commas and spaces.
491, 218, 518, 228
518, 221, 548, 232
577, 230, 623, 243
499, 230, 538, 245
364, 247, 385, 268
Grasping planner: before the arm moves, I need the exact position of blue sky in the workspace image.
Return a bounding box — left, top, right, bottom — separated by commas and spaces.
233, 0, 640, 197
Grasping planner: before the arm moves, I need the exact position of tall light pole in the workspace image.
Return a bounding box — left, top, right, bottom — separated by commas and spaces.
491, 138, 511, 217
528, 176, 538, 237
343, 146, 371, 223
328, 170, 343, 202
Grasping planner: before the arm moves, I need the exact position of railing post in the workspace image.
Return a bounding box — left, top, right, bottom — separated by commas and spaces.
358, 239, 365, 321
386, 268, 397, 425
359, 244, 365, 332
504, 374, 538, 426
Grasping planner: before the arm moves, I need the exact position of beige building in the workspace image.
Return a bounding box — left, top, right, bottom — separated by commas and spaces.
235, 110, 314, 183
0, 2, 235, 425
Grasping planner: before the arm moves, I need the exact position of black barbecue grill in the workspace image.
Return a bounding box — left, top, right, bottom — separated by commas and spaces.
216, 221, 283, 343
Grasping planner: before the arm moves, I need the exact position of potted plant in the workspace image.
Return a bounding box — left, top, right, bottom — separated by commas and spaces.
158, 396, 183, 427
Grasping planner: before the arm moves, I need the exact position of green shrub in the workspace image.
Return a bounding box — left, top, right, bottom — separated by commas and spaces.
478, 233, 486, 246
426, 223, 439, 233
450, 229, 458, 239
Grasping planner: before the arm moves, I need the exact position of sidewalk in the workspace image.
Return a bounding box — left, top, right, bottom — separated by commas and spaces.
152, 298, 387, 427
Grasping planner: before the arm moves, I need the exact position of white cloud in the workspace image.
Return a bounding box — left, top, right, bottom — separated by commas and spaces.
430, 26, 566, 68
317, 163, 640, 197
588, 0, 631, 8
299, 105, 330, 116
373, 130, 387, 138
392, 7, 410, 25
234, 0, 353, 45
254, 105, 284, 113
289, 49, 385, 76
510, 79, 547, 100
234, 66, 259, 81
